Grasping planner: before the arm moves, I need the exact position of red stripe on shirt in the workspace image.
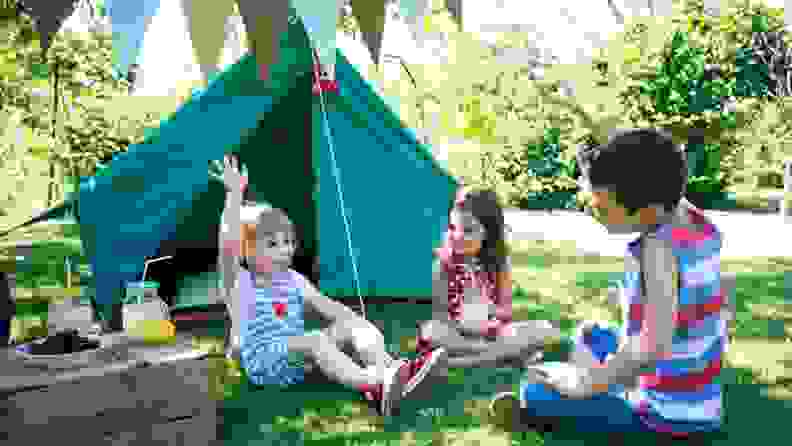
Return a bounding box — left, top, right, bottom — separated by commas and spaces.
629, 294, 724, 328
673, 294, 725, 326
639, 359, 722, 392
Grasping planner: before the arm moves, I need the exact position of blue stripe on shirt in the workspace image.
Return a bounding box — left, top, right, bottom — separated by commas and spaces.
643, 383, 721, 403
240, 270, 305, 387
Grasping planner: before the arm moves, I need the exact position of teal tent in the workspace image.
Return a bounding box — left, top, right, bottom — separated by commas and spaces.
76, 13, 458, 314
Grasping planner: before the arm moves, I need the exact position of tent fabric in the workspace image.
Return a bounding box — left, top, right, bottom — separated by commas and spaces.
77, 12, 457, 311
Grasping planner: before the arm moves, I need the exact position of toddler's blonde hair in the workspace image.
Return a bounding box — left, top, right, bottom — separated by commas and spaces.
239, 204, 294, 257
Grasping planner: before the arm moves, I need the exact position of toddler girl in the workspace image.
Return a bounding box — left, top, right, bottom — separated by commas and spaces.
218, 155, 445, 416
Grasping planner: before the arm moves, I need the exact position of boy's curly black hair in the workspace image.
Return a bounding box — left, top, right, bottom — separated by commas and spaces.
576, 128, 688, 215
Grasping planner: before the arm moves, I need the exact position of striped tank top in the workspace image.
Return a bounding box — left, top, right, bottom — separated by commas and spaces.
238, 269, 306, 386
623, 206, 725, 434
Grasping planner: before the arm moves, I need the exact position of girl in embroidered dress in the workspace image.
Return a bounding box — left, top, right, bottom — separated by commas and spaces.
402, 187, 564, 394
218, 155, 445, 416
489, 129, 727, 439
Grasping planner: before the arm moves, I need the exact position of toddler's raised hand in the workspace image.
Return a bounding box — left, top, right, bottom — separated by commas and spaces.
222, 154, 248, 196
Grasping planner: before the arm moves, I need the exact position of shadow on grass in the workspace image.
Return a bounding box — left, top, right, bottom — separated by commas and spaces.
219, 365, 792, 445
502, 366, 792, 446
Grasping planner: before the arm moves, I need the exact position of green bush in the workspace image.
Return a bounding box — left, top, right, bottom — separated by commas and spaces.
0, 11, 162, 217
640, 30, 732, 115
617, 0, 791, 204
444, 1, 790, 209
735, 46, 771, 97
470, 126, 580, 209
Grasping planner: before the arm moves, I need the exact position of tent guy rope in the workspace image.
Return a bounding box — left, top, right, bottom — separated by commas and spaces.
310, 41, 367, 320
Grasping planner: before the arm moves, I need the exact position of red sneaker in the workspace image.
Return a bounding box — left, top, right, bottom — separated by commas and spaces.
402, 347, 447, 396
360, 360, 407, 417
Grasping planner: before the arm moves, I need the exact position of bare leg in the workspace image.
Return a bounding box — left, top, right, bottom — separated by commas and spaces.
444, 320, 562, 368
300, 331, 381, 389
419, 319, 491, 356
322, 316, 397, 373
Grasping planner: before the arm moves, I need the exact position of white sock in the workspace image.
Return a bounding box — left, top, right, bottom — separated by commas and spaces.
364, 359, 400, 379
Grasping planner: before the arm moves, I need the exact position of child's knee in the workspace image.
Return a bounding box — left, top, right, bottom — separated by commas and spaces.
340, 316, 383, 349
419, 319, 447, 337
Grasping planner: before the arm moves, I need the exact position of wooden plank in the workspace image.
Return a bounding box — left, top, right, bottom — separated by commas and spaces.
104, 411, 222, 445
1, 363, 154, 436
2, 359, 218, 442
123, 359, 216, 421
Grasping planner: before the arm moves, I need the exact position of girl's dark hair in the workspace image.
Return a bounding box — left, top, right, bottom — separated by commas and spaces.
456, 188, 509, 273
576, 128, 688, 215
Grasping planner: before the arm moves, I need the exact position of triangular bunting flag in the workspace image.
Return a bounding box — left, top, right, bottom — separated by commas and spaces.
22, 0, 80, 57
181, 0, 236, 84
105, 0, 162, 78
235, 0, 291, 82
350, 0, 387, 65
445, 0, 462, 28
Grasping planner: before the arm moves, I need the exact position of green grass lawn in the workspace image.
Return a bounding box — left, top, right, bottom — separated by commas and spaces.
5, 231, 791, 444
204, 238, 792, 445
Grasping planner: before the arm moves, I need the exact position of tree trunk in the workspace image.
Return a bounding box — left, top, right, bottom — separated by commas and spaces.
47, 59, 61, 207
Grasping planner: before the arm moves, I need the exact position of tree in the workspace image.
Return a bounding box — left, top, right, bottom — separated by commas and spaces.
0, 9, 158, 219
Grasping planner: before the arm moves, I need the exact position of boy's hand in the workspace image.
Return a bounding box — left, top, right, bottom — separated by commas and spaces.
534, 364, 597, 399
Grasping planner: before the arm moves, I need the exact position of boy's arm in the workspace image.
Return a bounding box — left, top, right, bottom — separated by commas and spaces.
586, 236, 677, 393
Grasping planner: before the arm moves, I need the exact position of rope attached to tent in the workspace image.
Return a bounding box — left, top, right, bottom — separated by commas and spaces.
310, 44, 367, 320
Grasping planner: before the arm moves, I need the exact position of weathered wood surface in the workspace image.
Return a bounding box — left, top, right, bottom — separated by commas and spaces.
0, 333, 221, 444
